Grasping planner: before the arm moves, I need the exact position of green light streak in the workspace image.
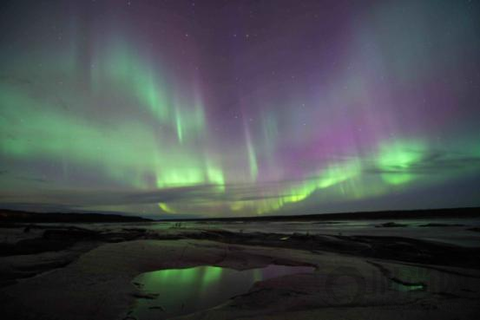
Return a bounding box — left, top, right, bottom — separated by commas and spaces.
230, 159, 362, 215
206, 163, 225, 191
245, 128, 258, 180
156, 168, 204, 188
201, 266, 224, 285
175, 110, 184, 143
377, 140, 425, 185
158, 202, 176, 214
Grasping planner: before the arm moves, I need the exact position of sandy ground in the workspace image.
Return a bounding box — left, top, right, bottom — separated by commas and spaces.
1, 221, 480, 319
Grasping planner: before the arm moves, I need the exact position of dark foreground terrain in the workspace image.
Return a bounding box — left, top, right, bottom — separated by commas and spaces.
1, 208, 480, 319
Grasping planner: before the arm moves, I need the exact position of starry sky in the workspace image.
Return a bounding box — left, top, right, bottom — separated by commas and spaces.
1, 0, 480, 218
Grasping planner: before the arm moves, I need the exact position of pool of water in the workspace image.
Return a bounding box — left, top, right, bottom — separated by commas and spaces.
130, 264, 314, 320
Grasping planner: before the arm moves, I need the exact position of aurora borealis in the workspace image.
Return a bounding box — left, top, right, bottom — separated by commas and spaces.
1, 0, 479, 218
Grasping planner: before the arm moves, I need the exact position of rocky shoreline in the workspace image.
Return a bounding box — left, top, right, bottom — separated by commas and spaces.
1, 221, 479, 319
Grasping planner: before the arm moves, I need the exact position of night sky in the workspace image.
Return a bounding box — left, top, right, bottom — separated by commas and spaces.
1, 0, 480, 218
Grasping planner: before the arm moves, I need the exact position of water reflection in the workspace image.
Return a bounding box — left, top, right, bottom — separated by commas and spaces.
131, 265, 314, 319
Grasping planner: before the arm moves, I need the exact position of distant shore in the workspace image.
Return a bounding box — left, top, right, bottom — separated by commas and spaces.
161, 206, 480, 222
1, 206, 479, 224
0, 209, 151, 223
